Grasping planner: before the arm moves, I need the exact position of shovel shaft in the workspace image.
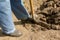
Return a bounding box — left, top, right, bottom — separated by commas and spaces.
29, 0, 34, 18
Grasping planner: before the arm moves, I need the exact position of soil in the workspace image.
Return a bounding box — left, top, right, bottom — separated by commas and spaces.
0, 0, 60, 40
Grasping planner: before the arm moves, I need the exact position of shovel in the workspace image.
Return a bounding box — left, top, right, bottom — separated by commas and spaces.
29, 0, 36, 20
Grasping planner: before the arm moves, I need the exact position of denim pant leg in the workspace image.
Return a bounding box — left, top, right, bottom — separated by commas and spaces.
10, 0, 30, 20
0, 0, 15, 34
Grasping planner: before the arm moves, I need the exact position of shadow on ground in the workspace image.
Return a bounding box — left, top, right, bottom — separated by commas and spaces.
0, 30, 7, 37
14, 21, 22, 25
14, 21, 33, 25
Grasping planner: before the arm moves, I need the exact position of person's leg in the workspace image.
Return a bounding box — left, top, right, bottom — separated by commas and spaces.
10, 0, 37, 23
0, 0, 22, 37
0, 0, 16, 34
10, 0, 30, 20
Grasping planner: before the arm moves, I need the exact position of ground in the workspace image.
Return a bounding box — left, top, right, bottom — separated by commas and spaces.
0, 0, 60, 40
0, 14, 60, 40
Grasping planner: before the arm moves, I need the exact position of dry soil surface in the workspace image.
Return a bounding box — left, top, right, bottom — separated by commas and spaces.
0, 13, 60, 40
0, 0, 60, 40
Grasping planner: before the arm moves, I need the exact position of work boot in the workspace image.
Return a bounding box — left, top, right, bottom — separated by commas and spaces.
21, 18, 37, 23
2, 30, 22, 37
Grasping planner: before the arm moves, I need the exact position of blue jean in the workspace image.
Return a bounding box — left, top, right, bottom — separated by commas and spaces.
0, 0, 30, 34
10, 0, 30, 20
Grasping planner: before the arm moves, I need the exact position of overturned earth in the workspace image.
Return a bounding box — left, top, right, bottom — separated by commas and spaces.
12, 0, 60, 40
23, 0, 60, 31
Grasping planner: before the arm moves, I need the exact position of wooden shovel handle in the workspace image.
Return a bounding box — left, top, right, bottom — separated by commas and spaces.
29, 0, 34, 18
